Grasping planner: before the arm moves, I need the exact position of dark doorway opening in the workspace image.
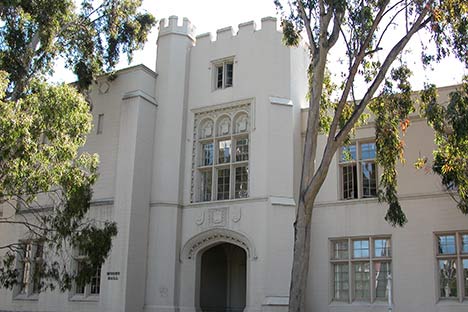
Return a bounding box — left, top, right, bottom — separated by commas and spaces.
199, 243, 246, 312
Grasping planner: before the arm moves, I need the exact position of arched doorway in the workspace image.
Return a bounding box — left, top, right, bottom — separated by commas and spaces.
199, 243, 246, 312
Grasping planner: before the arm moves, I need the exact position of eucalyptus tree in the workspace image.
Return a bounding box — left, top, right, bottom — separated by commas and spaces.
0, 0, 155, 291
274, 0, 468, 311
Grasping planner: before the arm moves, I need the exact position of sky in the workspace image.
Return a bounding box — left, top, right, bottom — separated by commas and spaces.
54, 0, 467, 92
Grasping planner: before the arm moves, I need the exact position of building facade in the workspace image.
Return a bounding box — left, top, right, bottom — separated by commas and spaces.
0, 15, 467, 312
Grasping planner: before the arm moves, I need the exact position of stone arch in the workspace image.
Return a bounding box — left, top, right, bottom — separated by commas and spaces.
180, 228, 257, 262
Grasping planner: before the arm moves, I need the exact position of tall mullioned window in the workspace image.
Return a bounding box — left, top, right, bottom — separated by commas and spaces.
330, 236, 392, 303
195, 109, 249, 202
72, 249, 102, 299
15, 241, 43, 297
436, 232, 468, 301
339, 141, 377, 200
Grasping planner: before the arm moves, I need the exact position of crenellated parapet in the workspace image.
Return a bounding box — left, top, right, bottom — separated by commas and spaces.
194, 16, 279, 46
158, 15, 196, 42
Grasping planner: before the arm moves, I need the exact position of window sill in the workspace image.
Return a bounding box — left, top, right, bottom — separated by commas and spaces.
69, 294, 100, 302
13, 293, 39, 301
189, 196, 270, 207
329, 301, 390, 308
341, 196, 378, 202
437, 298, 468, 304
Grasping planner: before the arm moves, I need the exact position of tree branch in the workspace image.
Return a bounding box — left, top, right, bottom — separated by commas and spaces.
326, 0, 391, 145
335, 5, 432, 144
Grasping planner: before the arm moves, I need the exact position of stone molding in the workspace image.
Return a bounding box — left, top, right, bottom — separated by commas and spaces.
180, 228, 257, 262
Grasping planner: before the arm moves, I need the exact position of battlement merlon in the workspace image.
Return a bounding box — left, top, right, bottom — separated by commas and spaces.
194, 16, 280, 46
158, 16, 196, 42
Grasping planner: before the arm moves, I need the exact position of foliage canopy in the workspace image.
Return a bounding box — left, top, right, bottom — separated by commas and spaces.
275, 0, 467, 311
0, 0, 155, 291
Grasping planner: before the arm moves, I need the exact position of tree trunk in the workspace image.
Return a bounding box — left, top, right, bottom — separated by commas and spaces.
288, 195, 314, 312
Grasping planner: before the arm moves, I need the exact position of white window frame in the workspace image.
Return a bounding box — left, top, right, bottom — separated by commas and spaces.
339, 140, 378, 200
330, 236, 392, 304
14, 240, 43, 300
213, 57, 234, 90
435, 231, 468, 302
70, 250, 101, 301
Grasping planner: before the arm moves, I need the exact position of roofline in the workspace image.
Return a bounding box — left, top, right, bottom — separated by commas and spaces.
300, 83, 463, 112
96, 64, 158, 80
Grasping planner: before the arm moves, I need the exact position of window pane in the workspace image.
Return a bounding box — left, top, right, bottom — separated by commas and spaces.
76, 261, 85, 294
439, 259, 457, 298
334, 264, 349, 301
217, 168, 230, 200
90, 265, 101, 295
235, 166, 248, 199
201, 143, 214, 166
462, 234, 468, 254
353, 262, 370, 301
353, 240, 369, 258
361, 161, 377, 197
374, 262, 391, 300
333, 240, 348, 260
463, 259, 468, 297
225, 62, 233, 87
360, 142, 376, 160
340, 145, 356, 162
438, 235, 456, 255
218, 140, 231, 164
20, 261, 31, 294
374, 239, 391, 257
216, 65, 223, 89
200, 170, 212, 201
235, 138, 249, 162
342, 164, 358, 199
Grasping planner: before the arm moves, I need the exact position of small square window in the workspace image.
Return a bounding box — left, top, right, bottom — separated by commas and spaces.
353, 240, 369, 258
218, 140, 231, 164
235, 138, 249, 162
461, 234, 468, 254
438, 235, 456, 255
333, 240, 348, 260
213, 59, 234, 90
201, 143, 214, 166
374, 239, 391, 257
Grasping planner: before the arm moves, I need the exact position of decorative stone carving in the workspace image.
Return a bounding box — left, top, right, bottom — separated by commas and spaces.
180, 228, 257, 261
199, 119, 213, 139
218, 116, 231, 136
98, 81, 110, 94
231, 206, 241, 223
208, 208, 228, 227
159, 287, 168, 297
235, 113, 248, 133
195, 210, 205, 225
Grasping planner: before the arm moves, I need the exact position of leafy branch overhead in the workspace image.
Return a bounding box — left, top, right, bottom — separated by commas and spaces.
0, 0, 155, 291
0, 0, 156, 98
